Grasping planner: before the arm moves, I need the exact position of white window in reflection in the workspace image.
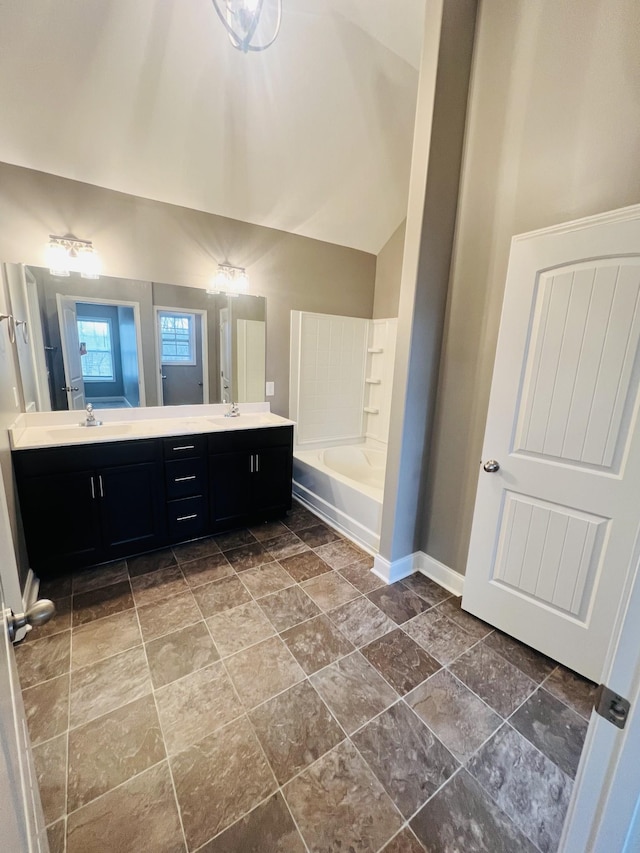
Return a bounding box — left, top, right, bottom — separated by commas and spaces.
160, 311, 196, 364
77, 318, 115, 381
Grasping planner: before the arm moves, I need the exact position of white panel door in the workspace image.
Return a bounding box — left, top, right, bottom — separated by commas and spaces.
463, 205, 640, 682
56, 296, 85, 410
0, 471, 49, 851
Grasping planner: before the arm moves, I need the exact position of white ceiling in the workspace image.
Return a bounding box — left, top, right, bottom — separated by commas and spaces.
0, 0, 424, 254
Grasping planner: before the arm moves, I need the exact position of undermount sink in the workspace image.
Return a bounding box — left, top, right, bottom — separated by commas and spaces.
208, 414, 280, 428
45, 424, 135, 441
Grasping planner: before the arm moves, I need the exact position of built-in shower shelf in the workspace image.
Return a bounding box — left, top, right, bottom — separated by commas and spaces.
363, 407, 380, 414
367, 347, 384, 353
365, 378, 381, 385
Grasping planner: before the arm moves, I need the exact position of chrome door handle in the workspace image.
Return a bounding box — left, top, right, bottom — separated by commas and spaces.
98, 475, 104, 497
90, 476, 95, 499
483, 459, 500, 473
255, 453, 259, 473
174, 475, 196, 482
250, 455, 254, 473
4, 600, 56, 642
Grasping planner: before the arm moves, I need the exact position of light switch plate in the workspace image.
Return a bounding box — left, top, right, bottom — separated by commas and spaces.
265, 381, 275, 397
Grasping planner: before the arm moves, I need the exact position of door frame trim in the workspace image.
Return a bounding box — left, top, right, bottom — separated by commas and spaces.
58, 294, 147, 407
154, 305, 209, 406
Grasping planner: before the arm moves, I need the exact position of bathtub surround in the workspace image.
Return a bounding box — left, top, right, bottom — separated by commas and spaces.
293, 446, 384, 552
290, 310, 397, 551
290, 311, 397, 450
18, 500, 593, 853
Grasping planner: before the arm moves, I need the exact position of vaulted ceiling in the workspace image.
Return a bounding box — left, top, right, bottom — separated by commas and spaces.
0, 0, 424, 254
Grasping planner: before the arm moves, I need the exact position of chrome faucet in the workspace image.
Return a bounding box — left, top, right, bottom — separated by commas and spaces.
83, 403, 102, 427
225, 402, 240, 418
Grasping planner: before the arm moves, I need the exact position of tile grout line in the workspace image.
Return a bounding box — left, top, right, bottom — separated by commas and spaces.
24, 513, 580, 853
132, 596, 190, 853
538, 666, 595, 722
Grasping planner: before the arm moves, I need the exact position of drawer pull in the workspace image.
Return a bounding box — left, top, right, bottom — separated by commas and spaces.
172, 445, 195, 451
176, 513, 198, 522
174, 475, 197, 482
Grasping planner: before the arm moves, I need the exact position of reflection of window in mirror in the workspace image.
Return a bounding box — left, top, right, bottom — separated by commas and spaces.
77, 318, 115, 381
18, 267, 267, 411
159, 312, 196, 365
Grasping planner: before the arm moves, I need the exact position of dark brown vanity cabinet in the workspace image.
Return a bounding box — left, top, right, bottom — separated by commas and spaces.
163, 435, 208, 542
209, 426, 293, 530
13, 424, 293, 575
13, 439, 166, 573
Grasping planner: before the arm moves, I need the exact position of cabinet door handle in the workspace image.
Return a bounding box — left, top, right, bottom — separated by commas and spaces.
176, 514, 198, 522
174, 475, 197, 482
172, 445, 195, 451
90, 476, 95, 500
255, 453, 259, 473
250, 455, 254, 473
98, 475, 104, 498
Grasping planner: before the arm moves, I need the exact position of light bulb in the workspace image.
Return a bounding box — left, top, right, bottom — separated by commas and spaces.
234, 270, 249, 293
78, 245, 101, 279
46, 241, 70, 276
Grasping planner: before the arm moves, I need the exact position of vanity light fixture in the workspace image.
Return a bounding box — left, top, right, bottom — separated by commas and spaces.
211, 0, 281, 53
208, 263, 250, 296
46, 235, 101, 279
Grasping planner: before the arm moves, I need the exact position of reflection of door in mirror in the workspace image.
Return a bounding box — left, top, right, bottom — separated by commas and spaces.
219, 307, 231, 403
156, 308, 208, 406
56, 295, 86, 410
19, 267, 266, 411
57, 296, 144, 410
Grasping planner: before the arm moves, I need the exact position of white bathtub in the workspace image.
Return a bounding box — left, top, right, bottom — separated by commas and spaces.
292, 444, 385, 552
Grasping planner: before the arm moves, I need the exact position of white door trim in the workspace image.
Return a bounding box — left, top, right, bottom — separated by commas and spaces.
560, 536, 640, 851
154, 306, 209, 406
60, 294, 146, 407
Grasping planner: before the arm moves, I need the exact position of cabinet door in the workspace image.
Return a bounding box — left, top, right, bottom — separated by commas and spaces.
252, 446, 293, 514
98, 462, 165, 557
18, 470, 103, 572
209, 452, 251, 528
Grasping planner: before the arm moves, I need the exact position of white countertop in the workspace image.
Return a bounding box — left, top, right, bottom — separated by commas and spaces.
10, 403, 295, 451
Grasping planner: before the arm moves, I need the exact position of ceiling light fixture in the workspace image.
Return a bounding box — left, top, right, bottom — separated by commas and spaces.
208, 264, 250, 296
46, 235, 101, 279
211, 0, 282, 53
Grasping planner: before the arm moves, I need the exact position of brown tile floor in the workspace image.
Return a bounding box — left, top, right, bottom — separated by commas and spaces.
16, 501, 597, 853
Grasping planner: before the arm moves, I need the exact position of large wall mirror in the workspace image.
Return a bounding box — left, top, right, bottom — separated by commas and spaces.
14, 265, 266, 412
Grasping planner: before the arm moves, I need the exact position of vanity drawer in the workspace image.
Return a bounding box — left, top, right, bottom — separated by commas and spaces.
167, 495, 208, 541
165, 458, 207, 499
162, 435, 207, 459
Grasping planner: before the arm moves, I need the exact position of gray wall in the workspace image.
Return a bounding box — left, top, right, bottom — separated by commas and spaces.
380, 0, 477, 562
421, 0, 640, 573
373, 221, 405, 320
0, 162, 377, 418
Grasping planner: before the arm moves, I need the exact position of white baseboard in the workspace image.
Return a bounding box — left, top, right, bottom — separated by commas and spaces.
417, 553, 464, 596
372, 550, 465, 595
373, 552, 419, 584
